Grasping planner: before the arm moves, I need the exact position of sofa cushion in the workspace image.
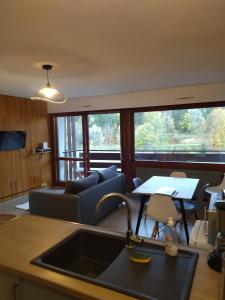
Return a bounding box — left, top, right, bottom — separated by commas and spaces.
96, 165, 117, 182
65, 172, 99, 194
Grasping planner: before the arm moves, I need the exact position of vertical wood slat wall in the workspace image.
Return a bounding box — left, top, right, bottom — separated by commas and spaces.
0, 94, 52, 199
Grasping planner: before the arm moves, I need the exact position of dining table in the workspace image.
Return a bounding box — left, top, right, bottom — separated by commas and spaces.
132, 175, 200, 245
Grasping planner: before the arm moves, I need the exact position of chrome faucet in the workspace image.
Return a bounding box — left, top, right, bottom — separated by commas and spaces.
96, 192, 144, 247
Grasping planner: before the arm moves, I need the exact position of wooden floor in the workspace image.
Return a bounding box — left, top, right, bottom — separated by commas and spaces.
0, 189, 29, 203
0, 193, 29, 216
0, 192, 194, 245
96, 194, 194, 245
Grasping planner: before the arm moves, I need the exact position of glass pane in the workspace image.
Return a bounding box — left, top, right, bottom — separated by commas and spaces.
58, 160, 84, 181
57, 116, 83, 158
88, 113, 121, 170
135, 107, 225, 163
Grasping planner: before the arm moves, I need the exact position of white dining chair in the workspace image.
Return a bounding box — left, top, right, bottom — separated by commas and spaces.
170, 171, 187, 178
146, 194, 182, 239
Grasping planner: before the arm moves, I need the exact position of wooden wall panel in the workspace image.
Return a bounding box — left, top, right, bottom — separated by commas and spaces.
0, 94, 52, 199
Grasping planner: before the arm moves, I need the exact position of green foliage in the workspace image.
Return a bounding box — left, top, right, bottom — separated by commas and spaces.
88, 113, 120, 150
135, 122, 158, 150
61, 107, 225, 153
135, 107, 225, 152
208, 108, 225, 149
181, 111, 192, 133
135, 111, 171, 150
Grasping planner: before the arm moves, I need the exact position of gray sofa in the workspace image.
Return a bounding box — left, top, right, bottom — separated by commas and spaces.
29, 173, 125, 225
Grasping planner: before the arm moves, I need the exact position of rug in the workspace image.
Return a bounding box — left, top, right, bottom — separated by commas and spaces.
15, 201, 29, 210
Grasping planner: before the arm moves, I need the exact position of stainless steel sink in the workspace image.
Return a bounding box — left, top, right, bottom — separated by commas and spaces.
31, 229, 125, 278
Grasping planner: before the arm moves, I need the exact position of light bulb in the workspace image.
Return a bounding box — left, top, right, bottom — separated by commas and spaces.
39, 86, 58, 98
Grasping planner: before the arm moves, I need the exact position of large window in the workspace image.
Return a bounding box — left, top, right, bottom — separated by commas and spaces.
51, 102, 225, 185
134, 107, 225, 163
88, 113, 121, 170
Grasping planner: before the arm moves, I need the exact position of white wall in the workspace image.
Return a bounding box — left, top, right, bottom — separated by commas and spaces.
47, 82, 225, 113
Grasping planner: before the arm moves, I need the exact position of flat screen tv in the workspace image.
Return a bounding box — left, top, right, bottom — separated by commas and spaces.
0, 131, 26, 151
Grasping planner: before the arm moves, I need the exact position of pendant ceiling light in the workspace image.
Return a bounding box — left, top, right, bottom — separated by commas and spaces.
31, 64, 67, 104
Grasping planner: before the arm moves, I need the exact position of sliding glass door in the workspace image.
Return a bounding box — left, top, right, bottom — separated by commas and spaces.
56, 115, 86, 181
88, 112, 121, 171
52, 111, 122, 184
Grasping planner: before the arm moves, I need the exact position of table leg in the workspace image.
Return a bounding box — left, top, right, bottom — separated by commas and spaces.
135, 197, 146, 235
179, 199, 189, 245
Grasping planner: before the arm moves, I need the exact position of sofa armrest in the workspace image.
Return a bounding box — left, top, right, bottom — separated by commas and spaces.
78, 173, 125, 225
29, 190, 82, 222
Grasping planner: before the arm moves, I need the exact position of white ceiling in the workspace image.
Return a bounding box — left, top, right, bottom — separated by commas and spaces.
1, 0, 225, 100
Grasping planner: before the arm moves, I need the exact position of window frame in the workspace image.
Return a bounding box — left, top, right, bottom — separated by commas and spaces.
130, 100, 225, 171
50, 109, 123, 185
50, 100, 225, 187
50, 112, 88, 185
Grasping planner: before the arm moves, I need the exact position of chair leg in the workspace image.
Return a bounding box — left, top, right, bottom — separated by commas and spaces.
151, 221, 159, 239
144, 204, 147, 221
175, 226, 181, 244
144, 211, 147, 222
194, 211, 199, 220
179, 219, 183, 229
157, 224, 160, 238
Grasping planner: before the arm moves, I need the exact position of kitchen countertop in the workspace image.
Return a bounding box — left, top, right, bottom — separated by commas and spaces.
0, 214, 220, 300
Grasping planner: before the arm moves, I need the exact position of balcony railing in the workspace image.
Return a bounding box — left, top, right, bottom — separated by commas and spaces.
58, 149, 225, 181
59, 150, 121, 181
135, 150, 225, 163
